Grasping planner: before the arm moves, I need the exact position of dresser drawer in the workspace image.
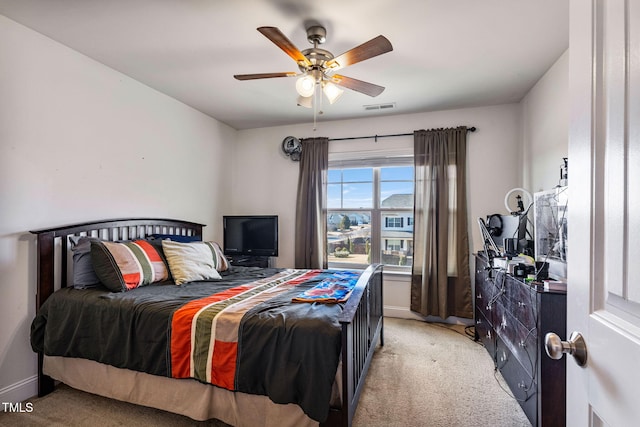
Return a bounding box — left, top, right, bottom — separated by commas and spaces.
502, 276, 538, 330
493, 301, 538, 377
475, 310, 496, 358
495, 335, 537, 424
475, 278, 499, 325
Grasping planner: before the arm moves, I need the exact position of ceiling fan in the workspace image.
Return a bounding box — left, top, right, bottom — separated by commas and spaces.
234, 25, 393, 105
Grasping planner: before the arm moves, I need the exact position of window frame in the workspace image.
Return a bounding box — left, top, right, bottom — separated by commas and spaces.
326, 157, 414, 272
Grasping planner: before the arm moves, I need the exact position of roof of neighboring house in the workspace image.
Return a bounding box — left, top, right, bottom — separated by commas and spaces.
381, 194, 413, 208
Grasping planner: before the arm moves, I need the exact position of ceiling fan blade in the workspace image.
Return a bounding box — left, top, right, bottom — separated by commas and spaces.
257, 27, 312, 67
234, 72, 297, 80
325, 35, 393, 70
330, 74, 385, 97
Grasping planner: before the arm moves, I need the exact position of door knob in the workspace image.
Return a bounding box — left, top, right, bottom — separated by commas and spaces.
544, 331, 588, 366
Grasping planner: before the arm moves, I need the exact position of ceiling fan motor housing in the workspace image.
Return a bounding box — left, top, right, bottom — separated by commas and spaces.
306, 25, 326, 45
296, 26, 333, 74
299, 49, 333, 72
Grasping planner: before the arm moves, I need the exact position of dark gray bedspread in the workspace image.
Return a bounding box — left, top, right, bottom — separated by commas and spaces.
30, 266, 348, 422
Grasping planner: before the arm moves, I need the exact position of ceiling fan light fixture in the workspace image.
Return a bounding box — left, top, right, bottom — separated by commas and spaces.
322, 81, 344, 104
296, 75, 316, 97
297, 95, 313, 108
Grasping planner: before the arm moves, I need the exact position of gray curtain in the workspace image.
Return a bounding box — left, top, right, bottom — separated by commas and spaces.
294, 137, 329, 269
411, 127, 472, 319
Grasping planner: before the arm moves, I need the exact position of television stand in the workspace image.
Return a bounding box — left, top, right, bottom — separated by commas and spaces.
227, 255, 271, 268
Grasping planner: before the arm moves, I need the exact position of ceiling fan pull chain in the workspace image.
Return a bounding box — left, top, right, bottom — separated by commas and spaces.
313, 83, 318, 131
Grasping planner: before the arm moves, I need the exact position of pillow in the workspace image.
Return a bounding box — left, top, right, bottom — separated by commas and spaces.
161, 241, 226, 285
91, 240, 169, 292
69, 236, 102, 289
148, 233, 201, 243
208, 241, 230, 272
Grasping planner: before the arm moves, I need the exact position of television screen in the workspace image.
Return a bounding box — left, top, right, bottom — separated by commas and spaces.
223, 215, 278, 257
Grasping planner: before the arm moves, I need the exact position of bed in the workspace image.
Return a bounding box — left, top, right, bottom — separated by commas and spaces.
29, 218, 383, 427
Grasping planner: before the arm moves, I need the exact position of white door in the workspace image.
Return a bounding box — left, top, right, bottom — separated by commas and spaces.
564, 0, 640, 425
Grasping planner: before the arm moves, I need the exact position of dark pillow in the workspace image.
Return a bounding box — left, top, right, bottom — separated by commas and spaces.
69, 236, 102, 289
149, 233, 201, 243
91, 240, 169, 292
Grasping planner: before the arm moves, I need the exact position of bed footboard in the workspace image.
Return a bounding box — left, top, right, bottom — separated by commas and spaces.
322, 263, 384, 427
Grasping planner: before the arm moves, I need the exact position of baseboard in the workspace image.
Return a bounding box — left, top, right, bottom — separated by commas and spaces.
0, 375, 38, 406
384, 305, 474, 326
383, 305, 424, 320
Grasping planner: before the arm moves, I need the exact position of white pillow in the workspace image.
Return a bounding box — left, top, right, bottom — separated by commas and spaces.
161, 240, 222, 285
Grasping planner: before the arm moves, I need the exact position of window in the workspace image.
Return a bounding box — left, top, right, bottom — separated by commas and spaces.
327, 161, 414, 270
385, 217, 403, 228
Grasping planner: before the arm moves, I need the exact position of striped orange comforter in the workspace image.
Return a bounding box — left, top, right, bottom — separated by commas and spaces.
170, 269, 322, 388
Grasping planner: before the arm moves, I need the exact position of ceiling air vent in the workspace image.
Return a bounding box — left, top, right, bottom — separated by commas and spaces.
363, 102, 396, 111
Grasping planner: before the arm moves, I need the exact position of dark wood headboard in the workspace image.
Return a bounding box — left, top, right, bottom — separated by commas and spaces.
29, 218, 205, 396
30, 218, 205, 311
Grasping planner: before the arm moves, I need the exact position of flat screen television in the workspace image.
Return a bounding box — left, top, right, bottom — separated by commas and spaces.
223, 215, 278, 257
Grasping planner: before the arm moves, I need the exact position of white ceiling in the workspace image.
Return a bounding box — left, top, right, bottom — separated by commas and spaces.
0, 0, 569, 130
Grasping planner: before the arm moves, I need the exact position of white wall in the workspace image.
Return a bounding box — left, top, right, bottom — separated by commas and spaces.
0, 16, 236, 403
521, 49, 569, 193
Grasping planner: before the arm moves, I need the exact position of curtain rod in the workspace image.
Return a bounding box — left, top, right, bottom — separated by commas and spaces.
328, 126, 476, 142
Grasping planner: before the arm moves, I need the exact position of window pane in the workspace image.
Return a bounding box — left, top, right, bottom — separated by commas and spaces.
327, 212, 371, 266
328, 169, 342, 183
326, 162, 414, 270
380, 166, 414, 208
381, 211, 413, 267
327, 184, 342, 209
342, 183, 373, 208
380, 182, 414, 207
343, 168, 372, 182
381, 166, 413, 181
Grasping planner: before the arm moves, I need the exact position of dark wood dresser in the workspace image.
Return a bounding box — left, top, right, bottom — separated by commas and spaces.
474, 254, 567, 426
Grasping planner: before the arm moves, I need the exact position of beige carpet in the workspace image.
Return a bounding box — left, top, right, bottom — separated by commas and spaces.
0, 318, 530, 427
352, 318, 531, 427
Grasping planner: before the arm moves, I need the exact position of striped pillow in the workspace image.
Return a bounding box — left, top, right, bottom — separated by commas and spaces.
161, 241, 227, 285
91, 240, 169, 292
208, 241, 229, 272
